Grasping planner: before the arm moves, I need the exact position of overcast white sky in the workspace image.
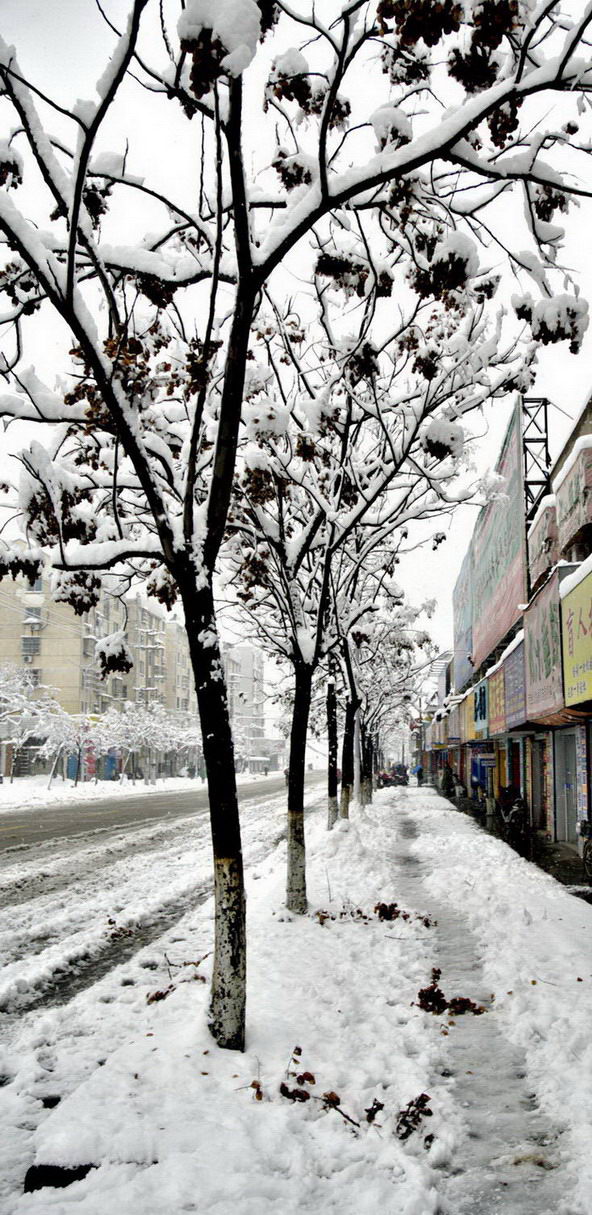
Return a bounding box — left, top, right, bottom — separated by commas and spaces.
2, 0, 592, 659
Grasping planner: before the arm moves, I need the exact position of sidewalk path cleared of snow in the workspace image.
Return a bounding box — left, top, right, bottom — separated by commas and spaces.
2, 787, 592, 1214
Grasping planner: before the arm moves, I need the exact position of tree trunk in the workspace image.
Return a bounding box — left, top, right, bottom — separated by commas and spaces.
286, 661, 313, 913
365, 732, 374, 805
47, 747, 62, 791
327, 674, 338, 831
184, 580, 246, 1052
340, 699, 355, 819
359, 725, 373, 806
354, 710, 361, 805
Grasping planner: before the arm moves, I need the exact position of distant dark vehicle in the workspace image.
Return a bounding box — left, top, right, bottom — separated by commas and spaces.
377, 768, 408, 788
377, 771, 395, 788
393, 763, 408, 787
496, 786, 528, 850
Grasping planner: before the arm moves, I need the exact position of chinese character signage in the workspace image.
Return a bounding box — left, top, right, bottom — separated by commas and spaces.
525, 571, 564, 718
527, 501, 559, 590
470, 407, 528, 669
453, 549, 473, 692
473, 679, 488, 739
447, 705, 460, 742
561, 569, 592, 706
554, 444, 592, 552
488, 667, 505, 735
576, 725, 588, 821
460, 692, 476, 742
504, 640, 526, 728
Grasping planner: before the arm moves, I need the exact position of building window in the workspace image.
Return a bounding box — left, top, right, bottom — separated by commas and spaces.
30, 668, 41, 686
22, 636, 40, 656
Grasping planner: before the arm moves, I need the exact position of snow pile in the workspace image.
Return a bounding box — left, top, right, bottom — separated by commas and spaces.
9, 799, 453, 1215
177, 0, 261, 77
415, 794, 592, 1213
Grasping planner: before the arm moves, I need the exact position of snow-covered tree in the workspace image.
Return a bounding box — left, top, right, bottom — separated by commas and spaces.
95, 701, 201, 778
226, 277, 526, 910
1, 0, 592, 1045
0, 664, 63, 779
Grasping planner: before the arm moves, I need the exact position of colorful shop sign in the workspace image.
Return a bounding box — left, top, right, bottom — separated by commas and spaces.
447, 705, 461, 743
576, 725, 588, 822
453, 548, 473, 693
561, 568, 592, 706
460, 693, 476, 743
471, 407, 528, 669
488, 667, 505, 735
473, 679, 488, 739
504, 641, 526, 728
554, 441, 592, 551
525, 571, 563, 718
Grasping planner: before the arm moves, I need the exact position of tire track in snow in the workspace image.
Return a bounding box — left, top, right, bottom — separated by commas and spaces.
0, 814, 204, 910
0, 822, 287, 1019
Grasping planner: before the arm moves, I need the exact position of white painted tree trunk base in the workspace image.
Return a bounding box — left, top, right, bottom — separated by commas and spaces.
286, 812, 307, 913
339, 787, 351, 819
327, 795, 339, 831
208, 857, 246, 1051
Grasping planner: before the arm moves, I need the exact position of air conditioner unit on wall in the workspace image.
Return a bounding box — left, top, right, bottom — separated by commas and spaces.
23, 655, 33, 664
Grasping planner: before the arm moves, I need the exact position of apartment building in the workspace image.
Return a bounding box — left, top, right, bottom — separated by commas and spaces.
164, 619, 196, 714
0, 573, 197, 716
224, 644, 265, 765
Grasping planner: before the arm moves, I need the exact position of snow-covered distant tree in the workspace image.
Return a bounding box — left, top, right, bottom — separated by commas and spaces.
0, 664, 63, 779
95, 702, 201, 778
1, 0, 592, 1045
342, 602, 434, 802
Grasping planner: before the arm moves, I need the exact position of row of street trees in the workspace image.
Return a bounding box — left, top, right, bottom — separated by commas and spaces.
1, 0, 592, 1048
0, 666, 202, 781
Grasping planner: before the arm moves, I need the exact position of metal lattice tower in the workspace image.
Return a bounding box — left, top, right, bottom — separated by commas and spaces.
521, 397, 551, 524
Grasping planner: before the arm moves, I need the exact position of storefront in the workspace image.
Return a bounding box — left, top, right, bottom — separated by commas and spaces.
502, 635, 528, 801
559, 560, 592, 849
459, 689, 476, 790
487, 664, 506, 799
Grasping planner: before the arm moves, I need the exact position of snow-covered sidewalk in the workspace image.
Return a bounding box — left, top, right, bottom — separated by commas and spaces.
4, 787, 592, 1214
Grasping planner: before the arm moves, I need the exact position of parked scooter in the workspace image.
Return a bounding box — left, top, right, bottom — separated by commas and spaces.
497, 786, 528, 850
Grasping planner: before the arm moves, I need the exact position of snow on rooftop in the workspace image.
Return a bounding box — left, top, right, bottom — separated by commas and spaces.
527, 494, 556, 539
559, 551, 592, 599
552, 434, 592, 494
